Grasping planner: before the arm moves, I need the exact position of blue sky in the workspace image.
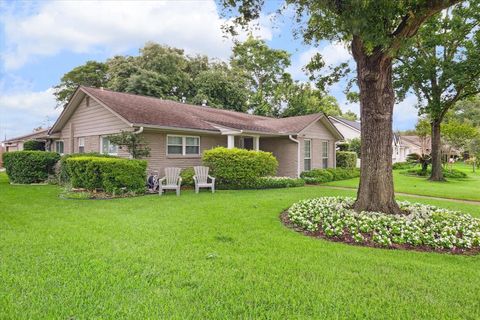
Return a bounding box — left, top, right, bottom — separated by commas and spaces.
0, 0, 419, 140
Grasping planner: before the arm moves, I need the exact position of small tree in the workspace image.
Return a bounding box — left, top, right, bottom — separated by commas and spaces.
107, 131, 151, 159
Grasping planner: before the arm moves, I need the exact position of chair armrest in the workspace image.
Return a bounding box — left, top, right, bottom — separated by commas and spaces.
193, 175, 197, 182
158, 177, 166, 185
177, 177, 183, 186
208, 175, 215, 182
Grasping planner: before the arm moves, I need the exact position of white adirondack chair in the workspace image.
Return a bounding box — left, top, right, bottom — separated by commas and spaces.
193, 166, 215, 193
159, 167, 182, 196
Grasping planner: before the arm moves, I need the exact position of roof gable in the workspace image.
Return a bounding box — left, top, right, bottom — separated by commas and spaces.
50, 86, 343, 139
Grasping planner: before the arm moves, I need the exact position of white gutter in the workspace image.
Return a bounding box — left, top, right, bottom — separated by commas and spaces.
289, 135, 301, 178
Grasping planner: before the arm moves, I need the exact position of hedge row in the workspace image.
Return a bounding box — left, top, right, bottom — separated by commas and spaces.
66, 156, 147, 194
403, 168, 467, 179
203, 147, 278, 189
300, 167, 360, 184
2, 151, 60, 184
336, 151, 357, 168
59, 152, 118, 183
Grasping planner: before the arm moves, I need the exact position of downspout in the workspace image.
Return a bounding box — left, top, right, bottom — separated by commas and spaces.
133, 126, 144, 135
289, 135, 300, 178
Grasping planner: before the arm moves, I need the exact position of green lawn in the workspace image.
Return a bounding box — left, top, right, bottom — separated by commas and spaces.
1, 172, 480, 319
325, 162, 480, 201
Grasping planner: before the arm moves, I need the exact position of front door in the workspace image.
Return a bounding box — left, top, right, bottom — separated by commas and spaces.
242, 137, 254, 150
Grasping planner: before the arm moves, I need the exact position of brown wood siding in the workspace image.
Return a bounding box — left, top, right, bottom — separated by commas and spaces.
300, 119, 337, 171
54, 96, 130, 155
259, 137, 298, 177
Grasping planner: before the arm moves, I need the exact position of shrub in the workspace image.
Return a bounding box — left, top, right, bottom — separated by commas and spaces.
301, 169, 334, 183
336, 151, 357, 168
392, 162, 413, 170
59, 152, 117, 184
23, 140, 45, 151
326, 167, 360, 180
180, 167, 195, 186
203, 147, 278, 189
66, 156, 147, 194
254, 176, 304, 189
337, 142, 350, 151
287, 197, 480, 251
301, 167, 359, 184
403, 168, 467, 179
2, 151, 60, 184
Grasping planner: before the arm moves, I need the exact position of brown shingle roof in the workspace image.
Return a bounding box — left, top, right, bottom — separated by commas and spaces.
81, 86, 329, 135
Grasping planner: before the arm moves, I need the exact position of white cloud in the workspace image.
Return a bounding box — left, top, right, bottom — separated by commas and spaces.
0, 89, 60, 139
1, 0, 273, 69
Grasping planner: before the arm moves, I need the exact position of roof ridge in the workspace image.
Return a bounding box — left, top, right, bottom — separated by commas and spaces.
81, 86, 273, 120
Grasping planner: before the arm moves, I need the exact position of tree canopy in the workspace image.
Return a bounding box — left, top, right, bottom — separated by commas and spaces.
53, 40, 357, 118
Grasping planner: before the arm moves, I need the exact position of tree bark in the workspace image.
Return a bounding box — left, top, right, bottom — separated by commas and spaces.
352, 39, 402, 214
429, 120, 444, 181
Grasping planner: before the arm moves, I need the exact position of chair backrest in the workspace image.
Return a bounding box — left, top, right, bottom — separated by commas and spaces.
194, 166, 210, 184
165, 167, 181, 185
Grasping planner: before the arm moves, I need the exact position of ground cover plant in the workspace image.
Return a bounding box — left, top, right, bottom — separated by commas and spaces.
286, 197, 480, 253
1, 172, 480, 319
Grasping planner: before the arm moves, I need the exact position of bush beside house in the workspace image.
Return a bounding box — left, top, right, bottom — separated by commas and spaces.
301, 168, 360, 184
66, 156, 147, 194
203, 147, 278, 189
23, 140, 45, 151
336, 151, 357, 168
2, 151, 60, 184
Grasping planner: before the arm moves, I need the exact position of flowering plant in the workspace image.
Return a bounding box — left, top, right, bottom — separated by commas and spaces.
287, 197, 480, 251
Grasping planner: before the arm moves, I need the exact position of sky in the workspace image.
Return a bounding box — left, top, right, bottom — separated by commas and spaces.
0, 0, 419, 140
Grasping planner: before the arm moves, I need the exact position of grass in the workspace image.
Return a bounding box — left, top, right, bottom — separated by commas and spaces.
325, 162, 480, 201
1, 172, 480, 318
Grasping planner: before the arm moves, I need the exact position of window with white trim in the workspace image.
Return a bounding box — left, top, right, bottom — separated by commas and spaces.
167, 135, 200, 156
304, 139, 311, 171
55, 141, 64, 155
78, 137, 85, 153
101, 136, 118, 155
322, 141, 329, 168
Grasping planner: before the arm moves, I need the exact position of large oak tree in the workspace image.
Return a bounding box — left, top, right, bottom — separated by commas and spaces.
223, 0, 460, 214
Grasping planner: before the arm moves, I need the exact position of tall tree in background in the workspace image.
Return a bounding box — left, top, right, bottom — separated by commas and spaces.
450, 95, 480, 127
231, 36, 292, 116
443, 120, 479, 160
223, 0, 459, 214
53, 61, 108, 106
281, 82, 342, 117
394, 1, 480, 181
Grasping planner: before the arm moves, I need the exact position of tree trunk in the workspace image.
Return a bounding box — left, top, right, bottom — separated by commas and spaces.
429, 120, 444, 181
352, 40, 402, 215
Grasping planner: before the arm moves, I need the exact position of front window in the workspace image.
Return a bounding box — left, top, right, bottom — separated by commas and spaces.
167, 135, 200, 156
304, 139, 311, 171
101, 136, 118, 155
322, 141, 329, 168
78, 137, 85, 153
55, 141, 64, 155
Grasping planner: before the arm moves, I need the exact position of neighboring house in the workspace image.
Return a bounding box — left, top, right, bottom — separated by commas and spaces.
400, 135, 431, 156
5, 86, 342, 177
2, 129, 50, 152
329, 116, 411, 163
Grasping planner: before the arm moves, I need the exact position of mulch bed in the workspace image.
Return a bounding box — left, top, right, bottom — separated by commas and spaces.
280, 210, 480, 255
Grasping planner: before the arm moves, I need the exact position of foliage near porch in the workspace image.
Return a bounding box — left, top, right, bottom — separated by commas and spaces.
1, 172, 480, 318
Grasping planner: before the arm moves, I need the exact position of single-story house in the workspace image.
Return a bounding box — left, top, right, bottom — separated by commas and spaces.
2, 128, 50, 152
329, 116, 411, 163
11, 86, 342, 177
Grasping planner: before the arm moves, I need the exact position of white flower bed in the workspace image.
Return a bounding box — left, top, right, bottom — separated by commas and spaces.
287, 197, 480, 251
